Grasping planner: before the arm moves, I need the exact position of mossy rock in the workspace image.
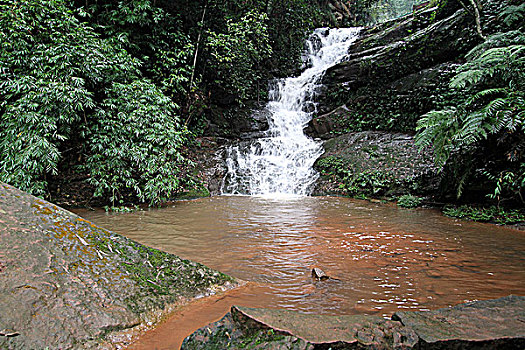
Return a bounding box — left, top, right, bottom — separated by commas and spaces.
0, 183, 237, 349
313, 131, 439, 198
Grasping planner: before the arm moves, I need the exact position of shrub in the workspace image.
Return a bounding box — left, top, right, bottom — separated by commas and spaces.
397, 194, 423, 208
84, 81, 190, 205
415, 30, 525, 203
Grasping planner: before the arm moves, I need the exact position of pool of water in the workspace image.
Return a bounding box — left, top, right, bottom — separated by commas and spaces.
76, 196, 525, 348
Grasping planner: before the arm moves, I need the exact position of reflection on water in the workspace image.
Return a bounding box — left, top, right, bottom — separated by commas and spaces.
77, 196, 525, 318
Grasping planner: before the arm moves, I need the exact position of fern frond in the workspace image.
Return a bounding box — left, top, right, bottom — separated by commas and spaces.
499, 4, 525, 28
456, 168, 470, 199
451, 70, 483, 89
466, 31, 525, 60
486, 97, 508, 117
415, 108, 459, 168
454, 111, 486, 146
474, 88, 508, 99
454, 44, 525, 89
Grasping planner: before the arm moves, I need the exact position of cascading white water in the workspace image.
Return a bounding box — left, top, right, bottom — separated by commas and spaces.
222, 27, 361, 197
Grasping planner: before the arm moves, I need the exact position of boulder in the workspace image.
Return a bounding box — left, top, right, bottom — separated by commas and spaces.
0, 183, 237, 349
305, 105, 350, 139
182, 296, 525, 349
393, 295, 525, 349
313, 131, 439, 197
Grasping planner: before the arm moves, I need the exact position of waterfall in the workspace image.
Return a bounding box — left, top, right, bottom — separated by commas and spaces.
222, 27, 361, 197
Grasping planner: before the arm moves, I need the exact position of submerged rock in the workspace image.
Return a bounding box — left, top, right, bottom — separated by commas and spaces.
182, 296, 525, 349
0, 183, 237, 349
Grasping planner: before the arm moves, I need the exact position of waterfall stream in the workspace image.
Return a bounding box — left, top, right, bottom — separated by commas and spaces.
221, 28, 361, 196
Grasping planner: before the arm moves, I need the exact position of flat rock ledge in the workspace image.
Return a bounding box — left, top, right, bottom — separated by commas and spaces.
0, 183, 238, 350
182, 295, 525, 349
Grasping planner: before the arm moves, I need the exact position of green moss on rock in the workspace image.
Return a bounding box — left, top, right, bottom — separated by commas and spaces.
0, 183, 237, 350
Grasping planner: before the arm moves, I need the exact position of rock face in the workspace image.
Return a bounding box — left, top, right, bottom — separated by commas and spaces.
302, 3, 488, 196
317, 5, 479, 121
0, 183, 236, 349
182, 296, 525, 349
203, 103, 270, 139
182, 305, 419, 349
393, 295, 525, 349
313, 131, 439, 197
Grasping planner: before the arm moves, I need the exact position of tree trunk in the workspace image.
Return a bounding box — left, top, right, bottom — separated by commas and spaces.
188, 1, 208, 94
461, 0, 486, 40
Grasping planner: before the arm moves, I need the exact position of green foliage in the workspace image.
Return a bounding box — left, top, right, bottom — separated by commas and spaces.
397, 194, 423, 208
205, 10, 272, 101
483, 165, 525, 205
84, 81, 191, 205
316, 156, 348, 177
0, 0, 191, 205
341, 171, 392, 197
443, 205, 525, 225
104, 205, 141, 213
0, 0, 138, 195
415, 30, 525, 202
499, 2, 525, 29
316, 157, 393, 197
78, 0, 193, 101
265, 0, 325, 74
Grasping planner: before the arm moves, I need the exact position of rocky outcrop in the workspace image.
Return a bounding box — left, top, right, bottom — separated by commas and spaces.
182, 296, 525, 349
313, 131, 439, 197
309, 1, 482, 136
321, 7, 478, 96
306, 3, 489, 196
0, 183, 237, 349
307, 62, 459, 137
203, 103, 270, 139
393, 296, 525, 348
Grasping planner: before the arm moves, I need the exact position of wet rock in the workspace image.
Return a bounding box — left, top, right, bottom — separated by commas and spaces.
308, 62, 459, 135
393, 295, 525, 349
313, 131, 439, 197
187, 137, 231, 196
0, 183, 237, 349
204, 104, 270, 139
319, 8, 479, 113
183, 297, 525, 349
310, 3, 483, 138
305, 105, 350, 140
182, 305, 418, 349
311, 267, 329, 280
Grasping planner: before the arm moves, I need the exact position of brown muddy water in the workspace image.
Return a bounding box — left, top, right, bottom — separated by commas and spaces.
76, 196, 525, 349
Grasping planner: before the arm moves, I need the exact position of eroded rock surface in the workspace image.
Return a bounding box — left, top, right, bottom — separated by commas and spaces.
393, 295, 525, 349
0, 183, 236, 349
313, 131, 439, 197
182, 305, 418, 349
182, 296, 525, 349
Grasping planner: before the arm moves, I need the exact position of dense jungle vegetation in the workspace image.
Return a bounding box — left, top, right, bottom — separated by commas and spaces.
414, 0, 524, 209
0, 0, 331, 205
0, 0, 523, 213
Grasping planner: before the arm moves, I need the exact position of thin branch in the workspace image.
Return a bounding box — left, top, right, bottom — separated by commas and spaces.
464, 0, 486, 40
188, 0, 208, 94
